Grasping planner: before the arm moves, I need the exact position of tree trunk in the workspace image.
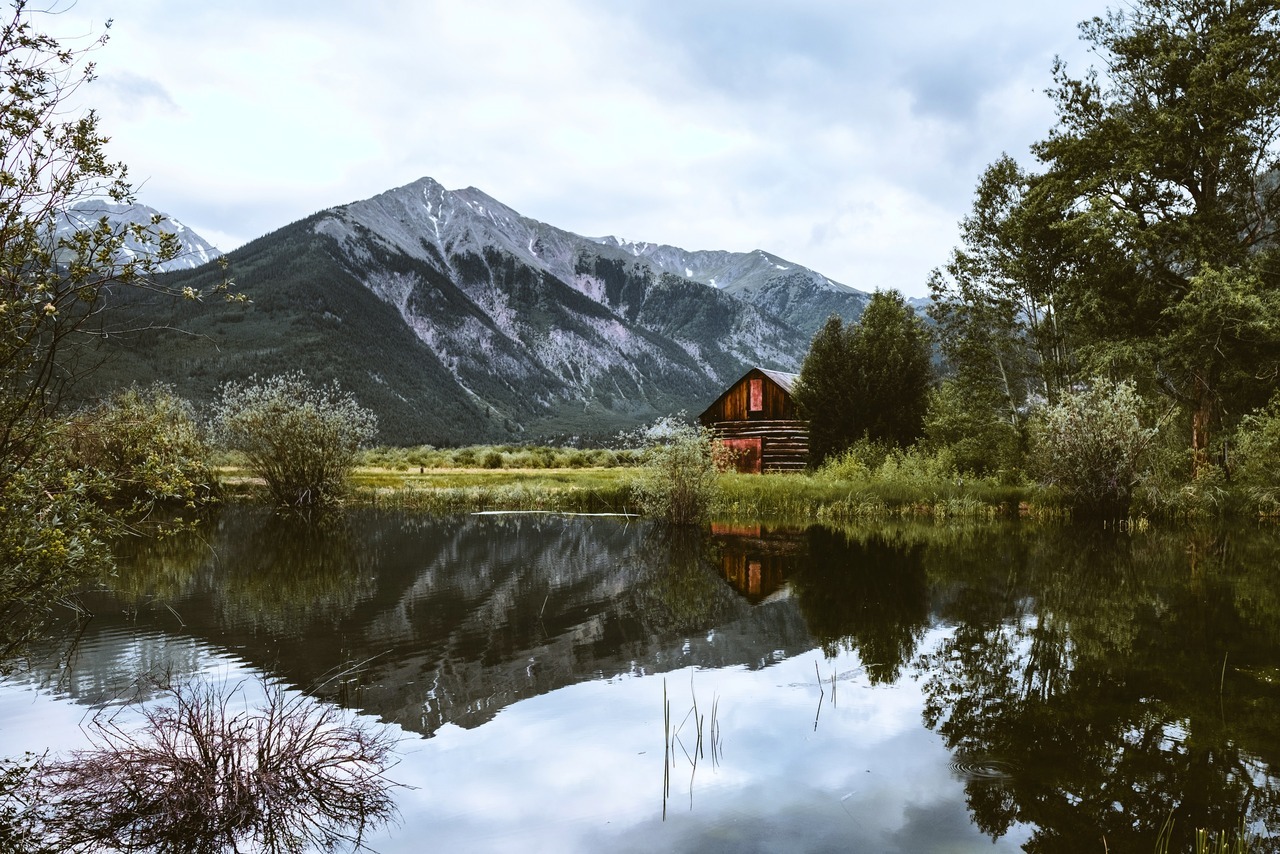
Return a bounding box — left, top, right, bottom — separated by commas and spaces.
1191, 375, 1212, 477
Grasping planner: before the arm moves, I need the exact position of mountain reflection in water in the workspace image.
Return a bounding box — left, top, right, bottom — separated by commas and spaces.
5, 508, 1280, 852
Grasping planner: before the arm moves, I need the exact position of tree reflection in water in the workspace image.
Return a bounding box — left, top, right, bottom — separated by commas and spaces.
791, 527, 929, 685
917, 525, 1280, 853
28, 511, 1280, 850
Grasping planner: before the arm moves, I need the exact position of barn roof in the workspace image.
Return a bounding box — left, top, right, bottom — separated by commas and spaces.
759, 369, 799, 394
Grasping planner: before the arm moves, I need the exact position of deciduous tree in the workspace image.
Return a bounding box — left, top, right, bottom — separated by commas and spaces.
1034, 0, 1280, 467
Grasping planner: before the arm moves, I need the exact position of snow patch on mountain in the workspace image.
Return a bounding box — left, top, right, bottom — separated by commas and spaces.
57, 200, 221, 271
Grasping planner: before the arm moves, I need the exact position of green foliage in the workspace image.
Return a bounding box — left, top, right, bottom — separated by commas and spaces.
794, 291, 933, 465
1230, 393, 1280, 514
57, 384, 217, 516
0, 3, 237, 475
631, 416, 720, 525
933, 0, 1280, 477
1032, 0, 1280, 458
1030, 378, 1158, 517
928, 155, 1076, 421
213, 372, 377, 509
0, 4, 241, 672
792, 314, 855, 465
1134, 414, 1237, 518
0, 453, 111, 666
923, 379, 1024, 479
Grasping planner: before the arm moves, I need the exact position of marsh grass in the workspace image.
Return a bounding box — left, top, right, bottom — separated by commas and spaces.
355, 467, 636, 514
1153, 813, 1255, 854
221, 442, 1054, 520
714, 471, 1032, 522
663, 674, 722, 819
359, 444, 642, 472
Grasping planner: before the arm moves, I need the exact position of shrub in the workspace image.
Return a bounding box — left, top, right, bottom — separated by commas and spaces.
0, 453, 113, 666
212, 373, 376, 509
58, 384, 218, 515
481, 450, 504, 469
923, 379, 1024, 478
631, 416, 720, 525
1231, 393, 1280, 514
1030, 378, 1157, 518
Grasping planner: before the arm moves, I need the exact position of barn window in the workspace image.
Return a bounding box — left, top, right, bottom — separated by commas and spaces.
749, 378, 763, 411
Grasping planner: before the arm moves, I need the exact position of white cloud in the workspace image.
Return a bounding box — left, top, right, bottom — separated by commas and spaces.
55, 0, 1102, 296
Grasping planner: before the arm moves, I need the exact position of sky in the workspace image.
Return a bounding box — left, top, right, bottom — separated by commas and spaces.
55, 0, 1107, 298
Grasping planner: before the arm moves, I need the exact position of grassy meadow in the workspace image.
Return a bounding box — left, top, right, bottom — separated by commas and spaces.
217, 442, 1047, 522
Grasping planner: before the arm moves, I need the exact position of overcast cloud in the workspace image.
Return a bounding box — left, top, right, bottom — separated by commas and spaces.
58, 1, 1105, 297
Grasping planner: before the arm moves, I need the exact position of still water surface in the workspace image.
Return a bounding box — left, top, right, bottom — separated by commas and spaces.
3, 507, 1280, 852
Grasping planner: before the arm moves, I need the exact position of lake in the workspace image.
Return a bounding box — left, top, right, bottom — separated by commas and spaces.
3, 507, 1279, 852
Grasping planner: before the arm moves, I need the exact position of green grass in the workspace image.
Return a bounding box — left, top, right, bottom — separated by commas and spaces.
351, 466, 637, 514
358, 444, 643, 471
714, 471, 1036, 523
354, 459, 1043, 519
220, 445, 1054, 519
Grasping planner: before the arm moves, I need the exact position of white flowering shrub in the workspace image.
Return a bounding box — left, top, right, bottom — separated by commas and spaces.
213, 373, 376, 508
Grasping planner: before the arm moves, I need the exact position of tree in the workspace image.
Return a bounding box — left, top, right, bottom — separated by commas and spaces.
792, 314, 856, 465
928, 155, 1079, 426
794, 291, 933, 465
212, 372, 377, 510
0, 3, 232, 667
851, 290, 933, 446
1033, 0, 1280, 468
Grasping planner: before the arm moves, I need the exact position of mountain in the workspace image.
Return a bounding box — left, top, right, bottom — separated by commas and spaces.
81, 178, 869, 444
58, 200, 222, 271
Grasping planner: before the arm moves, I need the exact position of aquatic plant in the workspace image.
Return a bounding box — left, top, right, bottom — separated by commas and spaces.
662, 674, 722, 819
24, 677, 399, 853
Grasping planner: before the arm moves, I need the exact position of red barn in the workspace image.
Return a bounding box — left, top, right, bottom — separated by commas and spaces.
697, 368, 810, 473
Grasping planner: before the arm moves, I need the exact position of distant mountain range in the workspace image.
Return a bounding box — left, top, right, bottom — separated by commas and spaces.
58, 200, 222, 271
80, 178, 871, 444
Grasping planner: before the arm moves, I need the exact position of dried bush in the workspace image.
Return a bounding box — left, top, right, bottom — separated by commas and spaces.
30, 678, 399, 853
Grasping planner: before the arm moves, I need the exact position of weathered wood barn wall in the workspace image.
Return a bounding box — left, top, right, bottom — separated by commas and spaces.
698, 368, 810, 473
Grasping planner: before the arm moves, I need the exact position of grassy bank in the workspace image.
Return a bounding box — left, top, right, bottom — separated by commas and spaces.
714, 472, 1040, 522
216, 460, 1044, 521
351, 466, 638, 514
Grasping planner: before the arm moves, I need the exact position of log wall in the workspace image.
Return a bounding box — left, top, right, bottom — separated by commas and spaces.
711, 420, 810, 472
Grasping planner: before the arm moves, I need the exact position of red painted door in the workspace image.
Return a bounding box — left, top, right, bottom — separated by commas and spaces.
723, 437, 762, 473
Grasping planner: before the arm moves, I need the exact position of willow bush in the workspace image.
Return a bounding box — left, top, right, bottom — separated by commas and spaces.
631, 417, 721, 525
213, 373, 376, 509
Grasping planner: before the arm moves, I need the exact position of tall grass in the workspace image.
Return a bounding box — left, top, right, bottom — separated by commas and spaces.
359, 443, 642, 472
1153, 813, 1255, 854
713, 442, 1036, 522
356, 470, 636, 515
207, 437, 1072, 521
